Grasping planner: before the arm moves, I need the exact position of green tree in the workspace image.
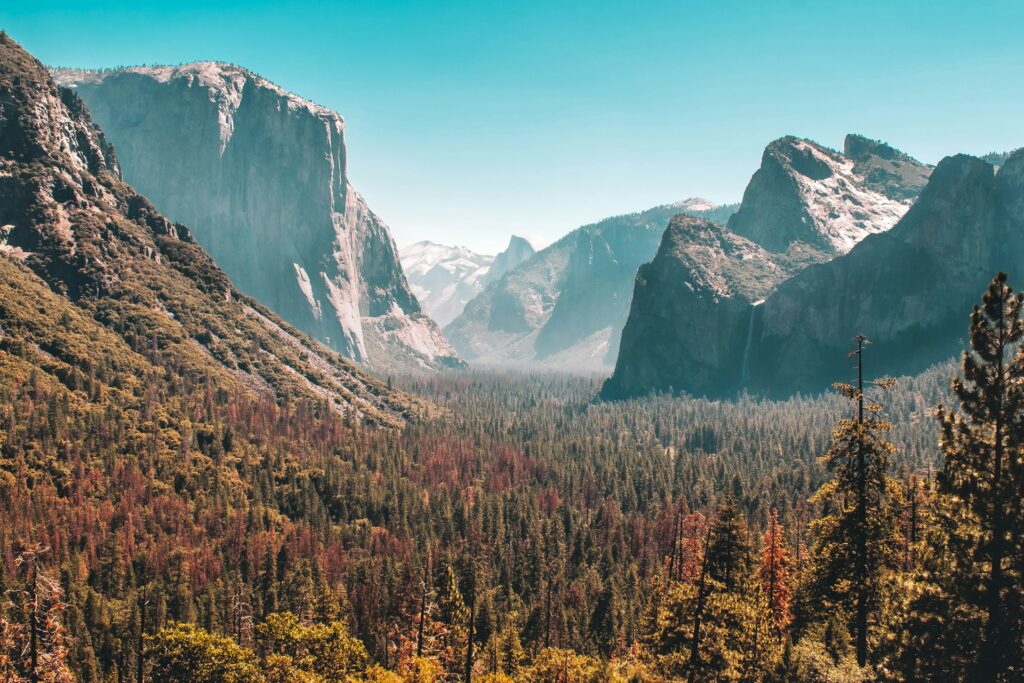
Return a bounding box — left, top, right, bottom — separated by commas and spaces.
147, 622, 262, 683
809, 336, 902, 668
901, 273, 1024, 681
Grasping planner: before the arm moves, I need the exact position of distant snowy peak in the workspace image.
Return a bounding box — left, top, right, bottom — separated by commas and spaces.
671, 197, 718, 212
399, 235, 539, 328
728, 135, 931, 254
400, 241, 493, 279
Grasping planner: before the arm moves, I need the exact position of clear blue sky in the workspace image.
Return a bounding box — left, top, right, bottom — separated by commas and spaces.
4, 1, 1023, 253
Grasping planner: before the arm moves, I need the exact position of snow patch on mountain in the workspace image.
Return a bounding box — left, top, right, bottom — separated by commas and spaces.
789, 139, 909, 253
400, 236, 537, 327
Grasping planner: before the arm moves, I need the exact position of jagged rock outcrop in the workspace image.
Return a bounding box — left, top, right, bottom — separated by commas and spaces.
53, 63, 460, 371
0, 33, 425, 426
400, 235, 539, 327
444, 200, 737, 370
600, 216, 812, 398
727, 135, 931, 253
843, 133, 933, 201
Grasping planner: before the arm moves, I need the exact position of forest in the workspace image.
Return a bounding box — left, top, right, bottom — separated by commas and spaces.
1, 274, 1022, 682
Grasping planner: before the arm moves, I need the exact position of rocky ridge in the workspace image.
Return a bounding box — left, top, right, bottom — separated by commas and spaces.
727, 135, 931, 254
604, 148, 1023, 399
444, 200, 738, 370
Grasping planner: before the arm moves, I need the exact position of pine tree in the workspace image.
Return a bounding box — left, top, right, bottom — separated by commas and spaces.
919, 272, 1024, 680
809, 335, 902, 668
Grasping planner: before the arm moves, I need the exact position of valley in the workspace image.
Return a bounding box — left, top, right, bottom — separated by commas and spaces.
0, 6, 1022, 680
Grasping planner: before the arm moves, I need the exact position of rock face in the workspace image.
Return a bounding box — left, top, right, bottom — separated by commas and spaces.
747, 151, 1024, 395
603, 135, 942, 400
399, 235, 538, 327
600, 216, 805, 398
727, 135, 930, 254
53, 63, 460, 371
604, 149, 1024, 399
0, 33, 424, 425
444, 200, 738, 370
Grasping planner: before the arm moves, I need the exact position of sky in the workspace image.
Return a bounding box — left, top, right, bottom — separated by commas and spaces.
3, 0, 1023, 253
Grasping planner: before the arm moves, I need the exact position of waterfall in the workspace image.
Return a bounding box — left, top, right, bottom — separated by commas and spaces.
739, 301, 763, 388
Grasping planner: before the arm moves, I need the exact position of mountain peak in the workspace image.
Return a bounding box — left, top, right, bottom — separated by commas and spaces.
671, 197, 718, 212
727, 134, 929, 254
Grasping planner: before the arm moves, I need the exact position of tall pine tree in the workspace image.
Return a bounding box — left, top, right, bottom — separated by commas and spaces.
810, 336, 902, 668
929, 272, 1024, 681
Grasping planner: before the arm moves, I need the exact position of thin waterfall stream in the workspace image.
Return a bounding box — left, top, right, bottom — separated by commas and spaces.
739, 300, 763, 388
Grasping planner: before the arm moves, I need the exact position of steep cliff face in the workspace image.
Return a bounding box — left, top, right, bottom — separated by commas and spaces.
727, 135, 930, 253
444, 200, 737, 370
600, 216, 810, 399
399, 235, 538, 327
53, 63, 460, 371
747, 152, 1023, 395
0, 34, 425, 426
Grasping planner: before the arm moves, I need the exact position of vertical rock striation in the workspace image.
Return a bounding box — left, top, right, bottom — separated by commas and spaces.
53, 63, 460, 371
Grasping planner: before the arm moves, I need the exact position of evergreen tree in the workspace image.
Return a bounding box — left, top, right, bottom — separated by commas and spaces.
809, 336, 902, 668
902, 273, 1024, 681
759, 511, 792, 637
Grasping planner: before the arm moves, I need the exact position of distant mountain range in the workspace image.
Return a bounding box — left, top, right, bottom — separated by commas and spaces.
0, 34, 423, 426
53, 63, 461, 372
443, 199, 738, 370
400, 235, 541, 327
603, 135, 1024, 399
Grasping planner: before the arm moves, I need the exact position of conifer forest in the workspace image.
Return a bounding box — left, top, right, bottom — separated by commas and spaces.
4, 274, 1024, 681
3, 5, 1024, 680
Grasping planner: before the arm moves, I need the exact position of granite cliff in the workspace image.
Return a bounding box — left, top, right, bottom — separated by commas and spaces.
53, 63, 460, 371
604, 149, 1021, 399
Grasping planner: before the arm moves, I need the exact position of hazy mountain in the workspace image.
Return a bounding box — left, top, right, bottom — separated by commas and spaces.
603, 135, 936, 399
604, 147, 1023, 399
0, 34, 423, 426
53, 63, 460, 372
399, 235, 539, 327
444, 199, 737, 370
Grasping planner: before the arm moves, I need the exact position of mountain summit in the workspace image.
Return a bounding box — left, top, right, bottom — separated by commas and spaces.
53, 62, 460, 372
727, 135, 931, 254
